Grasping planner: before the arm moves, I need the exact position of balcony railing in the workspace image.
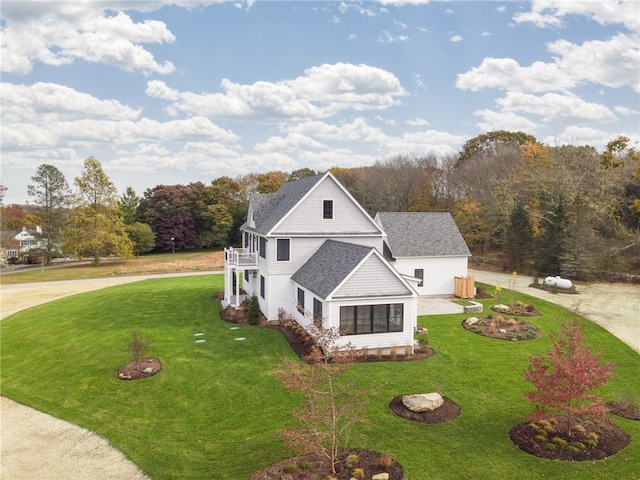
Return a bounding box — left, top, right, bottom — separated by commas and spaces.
224, 247, 258, 267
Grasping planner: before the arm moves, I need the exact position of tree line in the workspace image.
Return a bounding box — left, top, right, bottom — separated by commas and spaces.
1, 131, 638, 277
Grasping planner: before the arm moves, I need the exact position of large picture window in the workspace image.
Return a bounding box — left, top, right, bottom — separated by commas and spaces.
277, 238, 290, 261
339, 303, 404, 335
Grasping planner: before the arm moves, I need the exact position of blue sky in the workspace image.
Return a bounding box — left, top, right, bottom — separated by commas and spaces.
2, 1, 639, 205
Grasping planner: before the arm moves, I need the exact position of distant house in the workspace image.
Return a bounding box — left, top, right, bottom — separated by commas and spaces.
3, 226, 44, 262
223, 172, 470, 352
375, 212, 471, 296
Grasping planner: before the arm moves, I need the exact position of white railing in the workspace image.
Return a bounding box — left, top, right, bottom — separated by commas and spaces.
224, 247, 258, 267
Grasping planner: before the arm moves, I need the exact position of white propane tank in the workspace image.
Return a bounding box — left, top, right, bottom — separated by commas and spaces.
544, 276, 572, 289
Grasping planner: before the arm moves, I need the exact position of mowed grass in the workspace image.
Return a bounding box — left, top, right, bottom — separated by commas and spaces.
1, 276, 639, 479
0, 250, 224, 285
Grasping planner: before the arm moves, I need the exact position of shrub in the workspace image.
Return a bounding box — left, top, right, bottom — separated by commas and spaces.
573, 441, 586, 450
299, 461, 313, 470
551, 437, 567, 447
567, 445, 579, 453
544, 443, 556, 451
346, 454, 359, 467
283, 464, 296, 473
571, 424, 586, 435
379, 454, 393, 469
248, 294, 260, 325
352, 467, 365, 479
535, 434, 547, 442
416, 332, 429, 348
587, 431, 599, 442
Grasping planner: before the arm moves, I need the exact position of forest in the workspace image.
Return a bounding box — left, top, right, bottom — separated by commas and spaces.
2, 131, 639, 278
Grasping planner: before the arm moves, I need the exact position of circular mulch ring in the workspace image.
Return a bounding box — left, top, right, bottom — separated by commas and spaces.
461, 318, 540, 341
247, 449, 403, 480
509, 418, 631, 461
608, 402, 640, 421
117, 357, 162, 380
389, 396, 461, 424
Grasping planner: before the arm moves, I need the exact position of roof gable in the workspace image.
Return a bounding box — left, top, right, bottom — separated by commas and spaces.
376, 212, 471, 258
246, 172, 383, 236
291, 240, 413, 300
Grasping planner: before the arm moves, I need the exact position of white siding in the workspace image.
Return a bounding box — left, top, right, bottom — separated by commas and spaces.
393, 256, 468, 296
273, 177, 381, 235
334, 255, 412, 298
265, 274, 294, 320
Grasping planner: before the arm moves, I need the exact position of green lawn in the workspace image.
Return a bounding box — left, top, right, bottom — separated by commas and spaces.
1, 275, 639, 479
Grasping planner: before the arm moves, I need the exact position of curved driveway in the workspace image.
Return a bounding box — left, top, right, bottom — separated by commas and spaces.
1, 270, 638, 479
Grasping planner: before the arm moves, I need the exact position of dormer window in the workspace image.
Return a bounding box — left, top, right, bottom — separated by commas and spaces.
323, 200, 333, 219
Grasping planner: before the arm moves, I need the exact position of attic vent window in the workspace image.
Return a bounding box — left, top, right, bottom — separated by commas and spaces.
323, 200, 333, 219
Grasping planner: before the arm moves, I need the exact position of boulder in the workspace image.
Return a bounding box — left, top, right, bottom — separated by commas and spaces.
142, 367, 153, 374
465, 317, 479, 326
372, 474, 390, 480
492, 304, 510, 313
402, 392, 444, 412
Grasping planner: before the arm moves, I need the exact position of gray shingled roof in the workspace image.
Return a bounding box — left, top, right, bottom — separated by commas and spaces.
376, 212, 471, 258
291, 240, 372, 299
245, 174, 324, 235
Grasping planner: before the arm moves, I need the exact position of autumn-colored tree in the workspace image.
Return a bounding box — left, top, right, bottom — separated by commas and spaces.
453, 198, 492, 253
524, 318, 614, 421
457, 130, 539, 165
199, 203, 233, 247
64, 157, 133, 264
274, 328, 372, 474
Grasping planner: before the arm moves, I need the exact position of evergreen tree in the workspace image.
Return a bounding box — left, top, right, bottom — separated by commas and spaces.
27, 164, 71, 263
119, 187, 140, 225
505, 202, 533, 272
536, 194, 570, 276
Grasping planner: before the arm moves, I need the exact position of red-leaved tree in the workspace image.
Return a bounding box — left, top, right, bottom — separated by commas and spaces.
524, 318, 615, 420
274, 327, 372, 474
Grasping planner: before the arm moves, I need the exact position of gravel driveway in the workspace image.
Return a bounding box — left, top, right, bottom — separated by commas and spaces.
1, 272, 638, 479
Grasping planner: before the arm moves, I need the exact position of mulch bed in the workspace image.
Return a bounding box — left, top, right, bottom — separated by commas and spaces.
117, 357, 162, 380
247, 449, 404, 480
388, 396, 461, 424
608, 402, 640, 421
510, 417, 631, 461
461, 318, 540, 341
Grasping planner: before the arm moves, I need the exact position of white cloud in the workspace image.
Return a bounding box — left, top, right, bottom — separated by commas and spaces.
497, 92, 616, 123
1, 5, 175, 74
473, 109, 539, 133
406, 117, 430, 126
254, 133, 327, 153
379, 30, 410, 43
147, 63, 407, 120
614, 105, 640, 116
514, 0, 640, 33
450, 35, 463, 43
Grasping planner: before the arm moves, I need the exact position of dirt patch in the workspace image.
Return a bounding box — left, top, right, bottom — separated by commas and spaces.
462, 317, 540, 341
117, 358, 162, 380
247, 449, 404, 480
607, 402, 640, 421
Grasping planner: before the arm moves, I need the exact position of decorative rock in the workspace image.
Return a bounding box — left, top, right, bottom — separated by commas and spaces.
372, 474, 390, 480
492, 304, 511, 313
118, 373, 131, 380
402, 392, 444, 412
142, 367, 153, 374
465, 317, 479, 326
499, 328, 507, 334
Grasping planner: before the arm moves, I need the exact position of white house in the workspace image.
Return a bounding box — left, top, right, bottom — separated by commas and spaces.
223, 172, 470, 352
3, 226, 44, 262
375, 212, 471, 297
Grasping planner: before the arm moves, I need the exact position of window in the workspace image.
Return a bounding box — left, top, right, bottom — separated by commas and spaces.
297, 288, 305, 314
244, 270, 249, 282
414, 268, 424, 287
323, 200, 333, 219
244, 232, 249, 248
259, 237, 266, 259
339, 304, 404, 335
313, 298, 323, 321
276, 238, 290, 261
260, 275, 265, 298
